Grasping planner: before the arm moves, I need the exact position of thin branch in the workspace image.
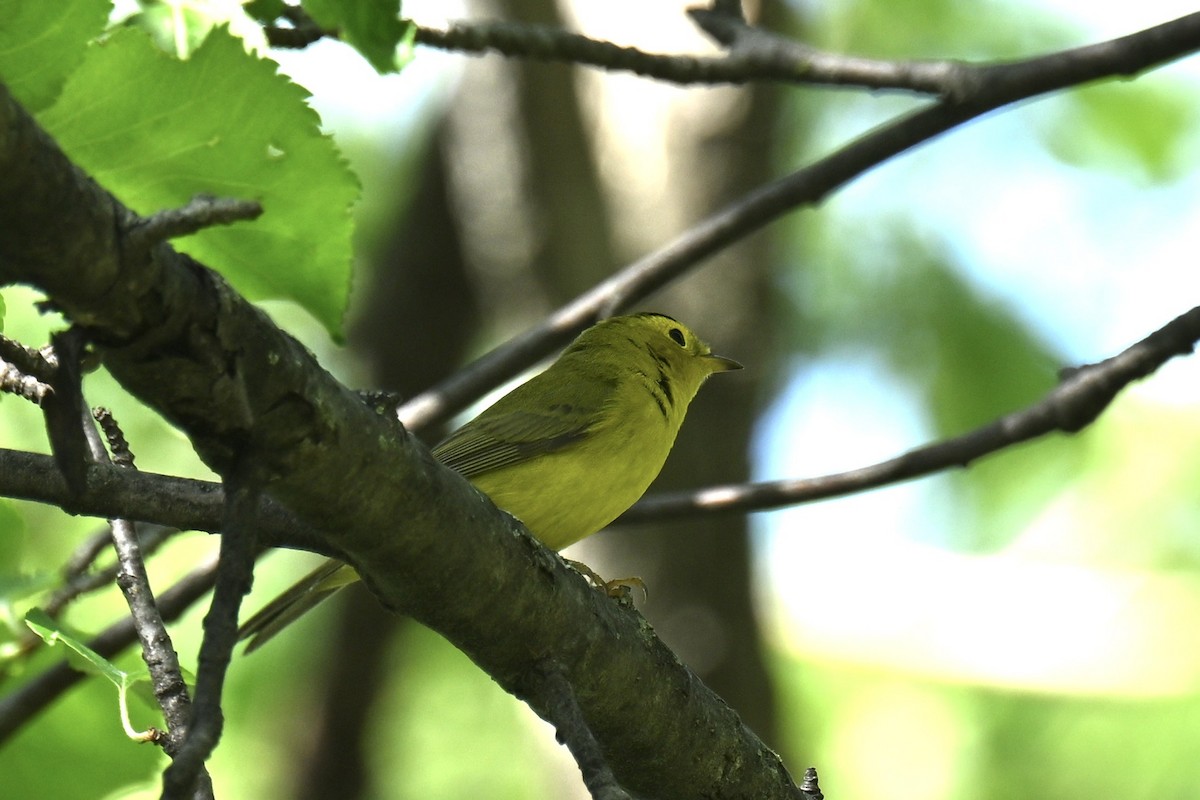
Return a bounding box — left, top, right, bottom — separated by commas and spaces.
406, 9, 1200, 98
41, 329, 90, 494
0, 335, 55, 403
94, 407, 136, 467
125, 195, 263, 255
690, 7, 971, 95
161, 473, 261, 800
0, 358, 51, 404
396, 12, 1200, 434
0, 447, 324, 551
88, 409, 201, 782
621, 305, 1200, 523
262, 1, 1157, 97
800, 768, 824, 800
526, 661, 632, 800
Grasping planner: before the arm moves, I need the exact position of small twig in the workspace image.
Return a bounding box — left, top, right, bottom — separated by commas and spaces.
160, 470, 262, 799
689, 7, 970, 96
411, 16, 965, 94
94, 407, 135, 468
88, 405, 204, 790
0, 359, 52, 404
527, 661, 632, 800
0, 335, 55, 403
800, 767, 824, 800
619, 305, 1200, 523
41, 329, 90, 494
125, 195, 262, 255
0, 334, 56, 382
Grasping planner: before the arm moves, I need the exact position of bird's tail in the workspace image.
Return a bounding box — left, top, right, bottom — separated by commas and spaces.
238, 559, 359, 653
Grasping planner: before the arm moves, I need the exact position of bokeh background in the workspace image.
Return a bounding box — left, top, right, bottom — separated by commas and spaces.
4, 0, 1200, 798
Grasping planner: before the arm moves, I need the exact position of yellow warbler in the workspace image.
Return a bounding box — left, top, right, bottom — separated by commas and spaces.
239, 313, 740, 651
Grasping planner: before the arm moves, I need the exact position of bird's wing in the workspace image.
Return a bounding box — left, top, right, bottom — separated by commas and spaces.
432, 404, 596, 479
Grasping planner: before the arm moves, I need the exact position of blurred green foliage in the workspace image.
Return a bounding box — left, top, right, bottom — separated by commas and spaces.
3, 0, 1200, 798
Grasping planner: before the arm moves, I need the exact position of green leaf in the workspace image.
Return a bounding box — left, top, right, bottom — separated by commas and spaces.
0, 0, 112, 112
245, 0, 287, 24
1043, 80, 1195, 183
303, 0, 408, 73
26, 608, 125, 684
124, 0, 268, 58
25, 609, 161, 739
39, 27, 359, 339
129, 4, 218, 58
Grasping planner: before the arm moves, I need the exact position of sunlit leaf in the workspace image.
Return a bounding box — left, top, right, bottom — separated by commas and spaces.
39, 27, 359, 338
302, 0, 409, 73
26, 608, 125, 684
0, 0, 111, 111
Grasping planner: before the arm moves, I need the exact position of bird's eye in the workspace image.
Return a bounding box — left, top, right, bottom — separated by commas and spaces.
668, 327, 686, 347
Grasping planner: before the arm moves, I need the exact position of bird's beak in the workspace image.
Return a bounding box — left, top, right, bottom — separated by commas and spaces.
705, 354, 743, 373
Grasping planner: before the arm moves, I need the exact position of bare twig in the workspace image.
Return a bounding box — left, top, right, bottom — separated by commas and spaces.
527, 661, 632, 800
800, 768, 824, 800
0, 335, 55, 403
41, 329, 90, 494
161, 473, 261, 799
89, 410, 199, 768
94, 407, 135, 468
690, 7, 970, 96
125, 195, 263, 255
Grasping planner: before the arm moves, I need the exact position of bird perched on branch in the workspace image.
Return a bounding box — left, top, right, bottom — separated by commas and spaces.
239, 312, 741, 652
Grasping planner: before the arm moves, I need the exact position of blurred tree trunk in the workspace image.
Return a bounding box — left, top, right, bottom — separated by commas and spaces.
590, 82, 785, 747
292, 120, 479, 800
502, 0, 617, 293
501, 0, 791, 748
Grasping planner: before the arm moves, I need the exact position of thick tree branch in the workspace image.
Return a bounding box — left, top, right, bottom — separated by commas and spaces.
0, 84, 798, 799
396, 11, 1200, 432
